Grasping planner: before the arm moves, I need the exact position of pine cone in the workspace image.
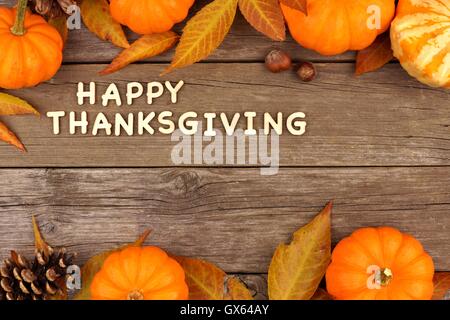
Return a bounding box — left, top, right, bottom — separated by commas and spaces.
0, 248, 75, 300
30, 0, 77, 18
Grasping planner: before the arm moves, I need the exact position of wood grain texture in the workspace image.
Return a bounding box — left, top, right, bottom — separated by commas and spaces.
0, 168, 448, 272
0, 0, 354, 63
1, 63, 449, 167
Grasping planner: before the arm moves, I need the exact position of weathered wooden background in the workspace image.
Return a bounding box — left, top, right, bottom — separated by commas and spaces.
0, 0, 449, 299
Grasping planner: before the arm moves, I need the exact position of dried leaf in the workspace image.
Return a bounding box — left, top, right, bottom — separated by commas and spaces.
355, 32, 393, 76
433, 272, 450, 300
32, 216, 52, 257
48, 15, 69, 46
80, 0, 129, 49
0, 121, 26, 152
225, 276, 254, 300
164, 0, 238, 74
268, 202, 332, 300
100, 32, 179, 75
238, 0, 285, 41
174, 256, 253, 300
280, 0, 308, 14
311, 288, 333, 300
0, 93, 39, 116
73, 230, 151, 300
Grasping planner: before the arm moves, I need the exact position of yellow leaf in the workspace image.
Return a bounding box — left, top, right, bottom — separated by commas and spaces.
311, 288, 333, 300
49, 16, 69, 46
0, 121, 26, 152
100, 32, 179, 75
164, 0, 238, 74
268, 202, 332, 300
0, 93, 39, 116
73, 230, 151, 300
280, 0, 308, 14
80, 0, 130, 49
239, 0, 285, 41
174, 256, 253, 300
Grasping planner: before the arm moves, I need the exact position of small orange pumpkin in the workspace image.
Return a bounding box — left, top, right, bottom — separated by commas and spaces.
390, 0, 450, 88
110, 0, 195, 35
90, 246, 189, 300
281, 0, 396, 55
0, 4, 63, 89
326, 227, 434, 300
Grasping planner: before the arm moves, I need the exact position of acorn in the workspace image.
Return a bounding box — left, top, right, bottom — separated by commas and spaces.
265, 49, 292, 73
297, 62, 317, 82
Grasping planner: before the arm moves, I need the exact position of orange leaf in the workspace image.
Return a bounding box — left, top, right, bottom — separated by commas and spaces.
238, 0, 285, 41
0, 93, 39, 116
80, 0, 129, 49
174, 256, 253, 300
225, 276, 254, 300
0, 121, 25, 152
433, 272, 450, 300
355, 32, 393, 76
49, 15, 68, 46
32, 215, 52, 257
164, 0, 238, 74
100, 32, 179, 75
280, 0, 308, 14
268, 202, 332, 300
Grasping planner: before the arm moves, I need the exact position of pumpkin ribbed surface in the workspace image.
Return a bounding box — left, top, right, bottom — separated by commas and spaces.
326, 227, 435, 300
391, 0, 450, 88
0, 8, 63, 89
110, 0, 195, 35
90, 246, 189, 300
281, 0, 396, 56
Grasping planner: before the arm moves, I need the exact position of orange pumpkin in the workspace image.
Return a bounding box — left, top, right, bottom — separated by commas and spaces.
281, 0, 396, 55
90, 246, 189, 300
390, 0, 450, 88
0, 4, 63, 89
326, 227, 434, 300
110, 0, 195, 35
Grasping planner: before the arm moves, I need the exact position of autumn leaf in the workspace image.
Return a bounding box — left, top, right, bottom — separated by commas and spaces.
280, 0, 308, 14
0, 93, 39, 116
0, 121, 25, 152
238, 0, 285, 41
100, 32, 179, 75
73, 230, 151, 300
355, 32, 393, 76
433, 272, 450, 300
174, 256, 253, 300
311, 288, 333, 300
225, 276, 254, 300
80, 0, 129, 49
49, 16, 69, 46
268, 202, 332, 300
164, 0, 238, 74
32, 215, 53, 257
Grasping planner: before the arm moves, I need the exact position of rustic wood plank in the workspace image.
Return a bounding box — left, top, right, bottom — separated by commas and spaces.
0, 0, 355, 63
1, 63, 449, 167
0, 167, 448, 272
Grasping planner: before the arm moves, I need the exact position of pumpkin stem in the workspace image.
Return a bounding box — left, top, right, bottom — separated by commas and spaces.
375, 268, 393, 287
11, 0, 29, 36
127, 290, 144, 300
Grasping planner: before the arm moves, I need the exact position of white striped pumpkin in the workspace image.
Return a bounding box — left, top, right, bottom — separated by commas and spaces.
390, 0, 450, 88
